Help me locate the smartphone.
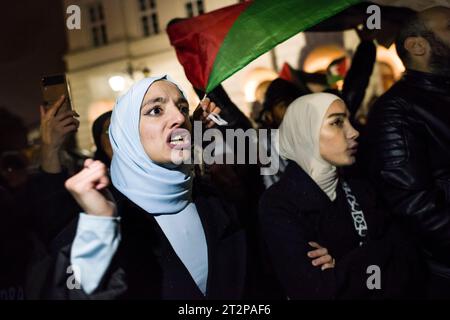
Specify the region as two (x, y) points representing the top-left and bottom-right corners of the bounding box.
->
(41, 74), (73, 115)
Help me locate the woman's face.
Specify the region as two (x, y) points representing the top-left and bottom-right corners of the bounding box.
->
(319, 99), (359, 166)
(139, 80), (191, 164)
(269, 101), (288, 128)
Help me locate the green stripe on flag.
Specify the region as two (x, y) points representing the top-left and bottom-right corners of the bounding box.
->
(206, 0), (361, 93)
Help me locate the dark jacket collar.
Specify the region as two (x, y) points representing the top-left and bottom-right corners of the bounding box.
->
(402, 69), (450, 95)
(281, 161), (370, 210)
(282, 160), (335, 208)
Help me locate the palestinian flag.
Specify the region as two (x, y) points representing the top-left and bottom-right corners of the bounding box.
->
(167, 0), (361, 93)
(278, 62), (327, 92)
(326, 56), (349, 86)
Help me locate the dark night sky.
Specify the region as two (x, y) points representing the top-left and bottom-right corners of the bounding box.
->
(0, 0), (67, 128)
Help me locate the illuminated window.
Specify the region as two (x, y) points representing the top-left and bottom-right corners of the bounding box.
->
(138, 0), (159, 37)
(89, 3), (108, 47)
(185, 0), (204, 18)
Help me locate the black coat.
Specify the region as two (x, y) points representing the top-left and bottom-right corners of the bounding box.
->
(259, 161), (425, 299)
(26, 182), (247, 300)
(0, 169), (79, 300)
(363, 70), (450, 275)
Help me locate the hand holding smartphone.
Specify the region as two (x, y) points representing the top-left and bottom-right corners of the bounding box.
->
(39, 74), (80, 174)
(41, 74), (73, 116)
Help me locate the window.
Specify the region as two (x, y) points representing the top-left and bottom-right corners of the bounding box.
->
(89, 3), (108, 47)
(138, 0), (159, 37)
(185, 0), (204, 18)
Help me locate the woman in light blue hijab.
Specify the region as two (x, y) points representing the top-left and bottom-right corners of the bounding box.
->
(34, 76), (248, 300)
(109, 75), (194, 214)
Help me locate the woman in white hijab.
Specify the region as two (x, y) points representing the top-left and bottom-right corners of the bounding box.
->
(259, 93), (425, 299)
(30, 76), (249, 300)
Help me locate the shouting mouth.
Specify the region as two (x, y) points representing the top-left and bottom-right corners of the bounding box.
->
(168, 128), (191, 150)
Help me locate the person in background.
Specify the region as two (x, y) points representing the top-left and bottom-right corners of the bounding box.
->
(258, 78), (306, 190)
(258, 78), (306, 130)
(24, 96), (82, 246)
(91, 111), (113, 167)
(0, 109), (33, 299)
(363, 6), (450, 298)
(259, 93), (425, 299)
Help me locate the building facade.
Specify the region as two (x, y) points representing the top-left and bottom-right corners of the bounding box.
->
(62, 0), (401, 151)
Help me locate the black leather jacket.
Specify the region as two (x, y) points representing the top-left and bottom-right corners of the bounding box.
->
(364, 70), (450, 276)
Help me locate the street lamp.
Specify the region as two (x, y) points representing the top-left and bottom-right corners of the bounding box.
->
(108, 63), (150, 92)
(108, 75), (126, 92)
